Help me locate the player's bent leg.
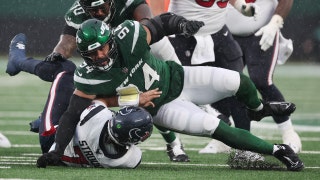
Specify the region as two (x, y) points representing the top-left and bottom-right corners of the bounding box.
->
(154, 99), (219, 136)
(212, 121), (304, 171)
(35, 60), (76, 82)
(6, 33), (41, 76)
(38, 71), (75, 153)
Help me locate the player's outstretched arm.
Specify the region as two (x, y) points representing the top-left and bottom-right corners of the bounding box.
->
(141, 12), (204, 45)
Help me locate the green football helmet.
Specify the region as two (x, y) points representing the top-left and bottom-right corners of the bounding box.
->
(76, 19), (118, 71)
(79, 0), (116, 23)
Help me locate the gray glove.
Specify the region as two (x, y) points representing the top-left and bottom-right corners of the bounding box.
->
(180, 20), (204, 37)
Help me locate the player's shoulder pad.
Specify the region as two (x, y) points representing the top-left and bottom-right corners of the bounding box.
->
(65, 1), (91, 29)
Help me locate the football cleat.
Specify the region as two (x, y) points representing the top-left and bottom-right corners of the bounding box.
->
(248, 101), (296, 121)
(0, 132), (11, 148)
(166, 144), (190, 162)
(273, 144), (304, 171)
(198, 139), (231, 154)
(29, 116), (41, 133)
(6, 33), (27, 76)
(282, 130), (302, 153)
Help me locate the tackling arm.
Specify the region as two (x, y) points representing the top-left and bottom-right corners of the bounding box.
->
(141, 12), (204, 45)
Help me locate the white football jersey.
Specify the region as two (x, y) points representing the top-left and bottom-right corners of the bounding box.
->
(58, 100), (142, 168)
(226, 0), (278, 36)
(168, 0), (228, 35)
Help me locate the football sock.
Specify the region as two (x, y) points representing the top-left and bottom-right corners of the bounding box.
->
(235, 73), (262, 110)
(212, 120), (273, 155)
(156, 126), (177, 144)
(277, 119), (294, 133)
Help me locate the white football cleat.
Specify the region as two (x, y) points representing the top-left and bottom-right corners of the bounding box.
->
(199, 139), (231, 154)
(0, 132), (11, 148)
(282, 130), (302, 153)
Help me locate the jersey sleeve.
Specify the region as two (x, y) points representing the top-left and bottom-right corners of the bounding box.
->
(64, 1), (91, 30)
(114, 20), (150, 61)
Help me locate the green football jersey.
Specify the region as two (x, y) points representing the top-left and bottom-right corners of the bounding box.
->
(65, 0), (146, 30)
(74, 20), (184, 115)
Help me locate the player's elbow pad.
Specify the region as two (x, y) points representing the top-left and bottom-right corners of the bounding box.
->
(141, 12), (186, 44)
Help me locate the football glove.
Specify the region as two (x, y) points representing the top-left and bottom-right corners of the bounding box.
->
(44, 52), (66, 62)
(37, 151), (62, 168)
(180, 20), (205, 37)
(255, 14), (284, 51)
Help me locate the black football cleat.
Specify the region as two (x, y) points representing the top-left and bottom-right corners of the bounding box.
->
(166, 144), (190, 162)
(273, 144), (304, 171)
(248, 101), (296, 121)
(6, 33), (27, 76)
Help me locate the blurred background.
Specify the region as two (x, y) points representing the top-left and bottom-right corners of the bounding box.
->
(0, 0), (319, 62)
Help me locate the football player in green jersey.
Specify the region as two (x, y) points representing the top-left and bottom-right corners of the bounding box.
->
(7, 0), (188, 162)
(37, 14), (303, 171)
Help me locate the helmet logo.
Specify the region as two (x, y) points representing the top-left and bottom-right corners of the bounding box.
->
(100, 21), (109, 35)
(129, 128), (150, 143)
(88, 42), (101, 51)
(91, 0), (105, 7)
(76, 35), (82, 44)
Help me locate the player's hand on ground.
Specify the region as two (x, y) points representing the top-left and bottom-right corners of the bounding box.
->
(36, 152), (62, 168)
(139, 88), (162, 108)
(44, 52), (66, 62)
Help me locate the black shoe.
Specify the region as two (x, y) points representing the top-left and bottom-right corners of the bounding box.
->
(273, 144), (304, 171)
(248, 101), (296, 121)
(166, 144), (190, 162)
(29, 116), (41, 133)
(6, 33), (27, 76)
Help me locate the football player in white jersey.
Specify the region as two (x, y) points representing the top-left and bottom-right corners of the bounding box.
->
(167, 0), (259, 153)
(42, 102), (153, 168)
(225, 0), (301, 153)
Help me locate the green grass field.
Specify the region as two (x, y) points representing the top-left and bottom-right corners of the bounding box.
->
(0, 59), (319, 179)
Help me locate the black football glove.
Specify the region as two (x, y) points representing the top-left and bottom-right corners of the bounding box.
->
(44, 52), (66, 62)
(179, 20), (204, 37)
(36, 152), (62, 168)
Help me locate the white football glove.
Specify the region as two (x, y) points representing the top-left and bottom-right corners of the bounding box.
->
(255, 14), (284, 51)
(233, 0), (258, 18)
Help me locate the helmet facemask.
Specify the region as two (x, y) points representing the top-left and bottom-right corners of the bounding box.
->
(80, 0), (116, 23)
(81, 37), (118, 71)
(77, 19), (118, 71)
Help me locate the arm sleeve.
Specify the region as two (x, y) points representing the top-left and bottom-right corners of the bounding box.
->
(62, 23), (77, 36)
(52, 94), (92, 156)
